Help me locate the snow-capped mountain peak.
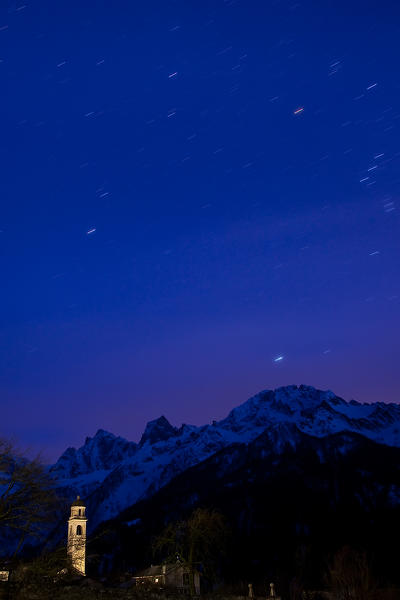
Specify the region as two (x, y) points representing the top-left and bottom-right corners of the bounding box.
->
(139, 416), (177, 447)
(51, 428), (137, 479)
(51, 385), (400, 530)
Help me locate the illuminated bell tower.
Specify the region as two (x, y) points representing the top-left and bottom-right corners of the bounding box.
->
(67, 496), (87, 575)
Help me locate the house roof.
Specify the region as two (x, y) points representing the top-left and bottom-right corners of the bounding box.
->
(133, 562), (200, 579)
(133, 563), (180, 578)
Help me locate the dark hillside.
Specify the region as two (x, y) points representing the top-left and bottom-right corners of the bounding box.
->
(90, 428), (400, 592)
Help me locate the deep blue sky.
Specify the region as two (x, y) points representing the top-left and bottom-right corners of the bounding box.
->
(1, 0), (399, 460)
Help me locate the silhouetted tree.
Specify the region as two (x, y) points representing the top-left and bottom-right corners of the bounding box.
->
(154, 507), (229, 594)
(327, 546), (375, 600)
(0, 437), (58, 557)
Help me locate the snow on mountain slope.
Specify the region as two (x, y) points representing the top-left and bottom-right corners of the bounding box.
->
(51, 385), (400, 529)
(53, 429), (137, 477)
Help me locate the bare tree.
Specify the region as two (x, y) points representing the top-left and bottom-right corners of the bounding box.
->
(0, 437), (58, 557)
(154, 508), (229, 595)
(327, 546), (375, 600)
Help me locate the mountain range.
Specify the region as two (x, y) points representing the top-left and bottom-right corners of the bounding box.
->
(50, 384), (400, 532)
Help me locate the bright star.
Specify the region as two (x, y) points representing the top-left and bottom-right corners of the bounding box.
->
(274, 356), (284, 362)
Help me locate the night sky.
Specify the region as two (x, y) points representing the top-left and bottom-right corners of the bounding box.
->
(1, 0), (400, 461)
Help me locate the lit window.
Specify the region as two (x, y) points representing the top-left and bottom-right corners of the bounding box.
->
(155, 578), (159, 583)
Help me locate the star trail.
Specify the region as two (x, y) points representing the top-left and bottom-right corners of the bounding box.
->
(1, 0), (399, 459)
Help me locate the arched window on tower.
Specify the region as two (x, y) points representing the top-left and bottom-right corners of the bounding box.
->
(76, 525), (82, 536)
(78, 509), (81, 516)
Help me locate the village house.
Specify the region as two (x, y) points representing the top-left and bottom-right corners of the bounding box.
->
(133, 562), (201, 595)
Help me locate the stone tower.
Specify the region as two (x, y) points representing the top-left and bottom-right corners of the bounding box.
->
(67, 496), (87, 575)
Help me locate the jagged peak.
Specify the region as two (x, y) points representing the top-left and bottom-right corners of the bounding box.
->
(84, 429), (115, 446)
(139, 415), (177, 447)
(95, 428), (115, 438)
(276, 384), (336, 403)
(220, 385), (339, 426)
